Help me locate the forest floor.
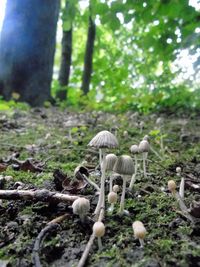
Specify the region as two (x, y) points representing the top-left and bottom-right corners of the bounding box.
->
(0, 107), (200, 267)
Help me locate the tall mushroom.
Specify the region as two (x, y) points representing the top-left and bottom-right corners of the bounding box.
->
(138, 140), (150, 178)
(113, 155), (134, 214)
(105, 153), (118, 193)
(129, 144), (139, 189)
(88, 130), (118, 216)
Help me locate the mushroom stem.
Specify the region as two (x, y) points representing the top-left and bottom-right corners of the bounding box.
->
(94, 149), (106, 216)
(109, 173), (114, 193)
(83, 174), (100, 191)
(142, 152), (148, 178)
(99, 149), (102, 166)
(160, 134), (164, 155)
(139, 238), (144, 248)
(179, 177), (185, 199)
(174, 192), (194, 223)
(108, 203), (114, 213)
(97, 237), (103, 251)
(129, 155), (138, 189)
(119, 175), (127, 213)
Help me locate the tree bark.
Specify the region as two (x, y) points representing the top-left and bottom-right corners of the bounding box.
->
(57, 28), (72, 101)
(0, 0), (60, 106)
(81, 15), (96, 95)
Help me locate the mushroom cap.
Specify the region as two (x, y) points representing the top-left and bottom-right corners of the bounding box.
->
(72, 197), (90, 216)
(143, 135), (150, 141)
(156, 117), (164, 125)
(113, 155), (134, 175)
(132, 221), (146, 239)
(138, 140), (150, 153)
(105, 153), (117, 171)
(93, 222), (105, 237)
(176, 167), (181, 173)
(108, 191), (118, 204)
(88, 130), (118, 149)
(130, 145), (139, 154)
(113, 184), (119, 193)
(168, 180), (176, 193)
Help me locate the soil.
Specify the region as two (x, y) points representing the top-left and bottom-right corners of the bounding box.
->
(0, 107), (200, 267)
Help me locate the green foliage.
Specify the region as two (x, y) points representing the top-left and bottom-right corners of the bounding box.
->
(53, 0), (200, 113)
(0, 98), (30, 111)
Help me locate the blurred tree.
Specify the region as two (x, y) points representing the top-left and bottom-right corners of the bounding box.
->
(81, 1), (96, 95)
(0, 0), (60, 106)
(57, 0), (77, 101)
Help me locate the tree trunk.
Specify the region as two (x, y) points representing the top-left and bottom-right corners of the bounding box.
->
(81, 15), (96, 95)
(57, 27), (72, 101)
(0, 0), (60, 106)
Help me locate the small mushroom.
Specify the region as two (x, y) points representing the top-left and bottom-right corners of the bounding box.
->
(113, 184), (119, 193)
(129, 144), (139, 189)
(132, 221), (146, 247)
(167, 180), (194, 223)
(139, 121), (145, 133)
(72, 197), (90, 222)
(88, 130), (118, 216)
(138, 140), (150, 178)
(107, 191), (118, 212)
(93, 221), (105, 250)
(155, 117), (164, 155)
(105, 153), (118, 193)
(113, 155), (134, 214)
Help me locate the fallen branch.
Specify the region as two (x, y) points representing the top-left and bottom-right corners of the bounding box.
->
(32, 223), (60, 267)
(0, 189), (79, 204)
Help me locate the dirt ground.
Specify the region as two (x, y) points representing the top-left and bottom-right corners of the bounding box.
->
(0, 107), (200, 267)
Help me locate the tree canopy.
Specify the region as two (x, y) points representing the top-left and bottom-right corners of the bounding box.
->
(53, 0), (200, 112)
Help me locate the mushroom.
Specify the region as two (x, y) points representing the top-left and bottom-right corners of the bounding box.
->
(113, 155), (134, 213)
(107, 191), (118, 213)
(105, 153), (118, 193)
(176, 167), (184, 199)
(167, 180), (194, 223)
(139, 121), (145, 134)
(129, 144), (139, 189)
(113, 184), (119, 193)
(138, 140), (150, 178)
(72, 197), (90, 222)
(155, 117), (164, 155)
(88, 130), (118, 216)
(93, 221), (105, 250)
(132, 221), (146, 247)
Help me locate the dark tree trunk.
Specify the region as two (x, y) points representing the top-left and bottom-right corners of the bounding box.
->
(0, 0), (60, 106)
(81, 15), (96, 95)
(57, 27), (72, 101)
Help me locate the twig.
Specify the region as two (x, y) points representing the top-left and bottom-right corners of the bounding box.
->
(0, 189), (79, 203)
(32, 223), (60, 267)
(47, 213), (70, 225)
(77, 234), (95, 267)
(77, 207), (105, 267)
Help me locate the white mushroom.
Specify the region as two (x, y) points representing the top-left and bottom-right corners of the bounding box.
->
(93, 221), (105, 250)
(138, 140), (150, 178)
(72, 197), (90, 222)
(113, 155), (134, 214)
(129, 144), (139, 189)
(132, 221), (146, 247)
(88, 130), (118, 216)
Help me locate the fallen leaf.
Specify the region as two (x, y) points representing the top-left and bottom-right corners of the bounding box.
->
(185, 179), (200, 192)
(12, 158), (43, 172)
(53, 169), (67, 191)
(0, 163), (7, 172)
(189, 201), (200, 218)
